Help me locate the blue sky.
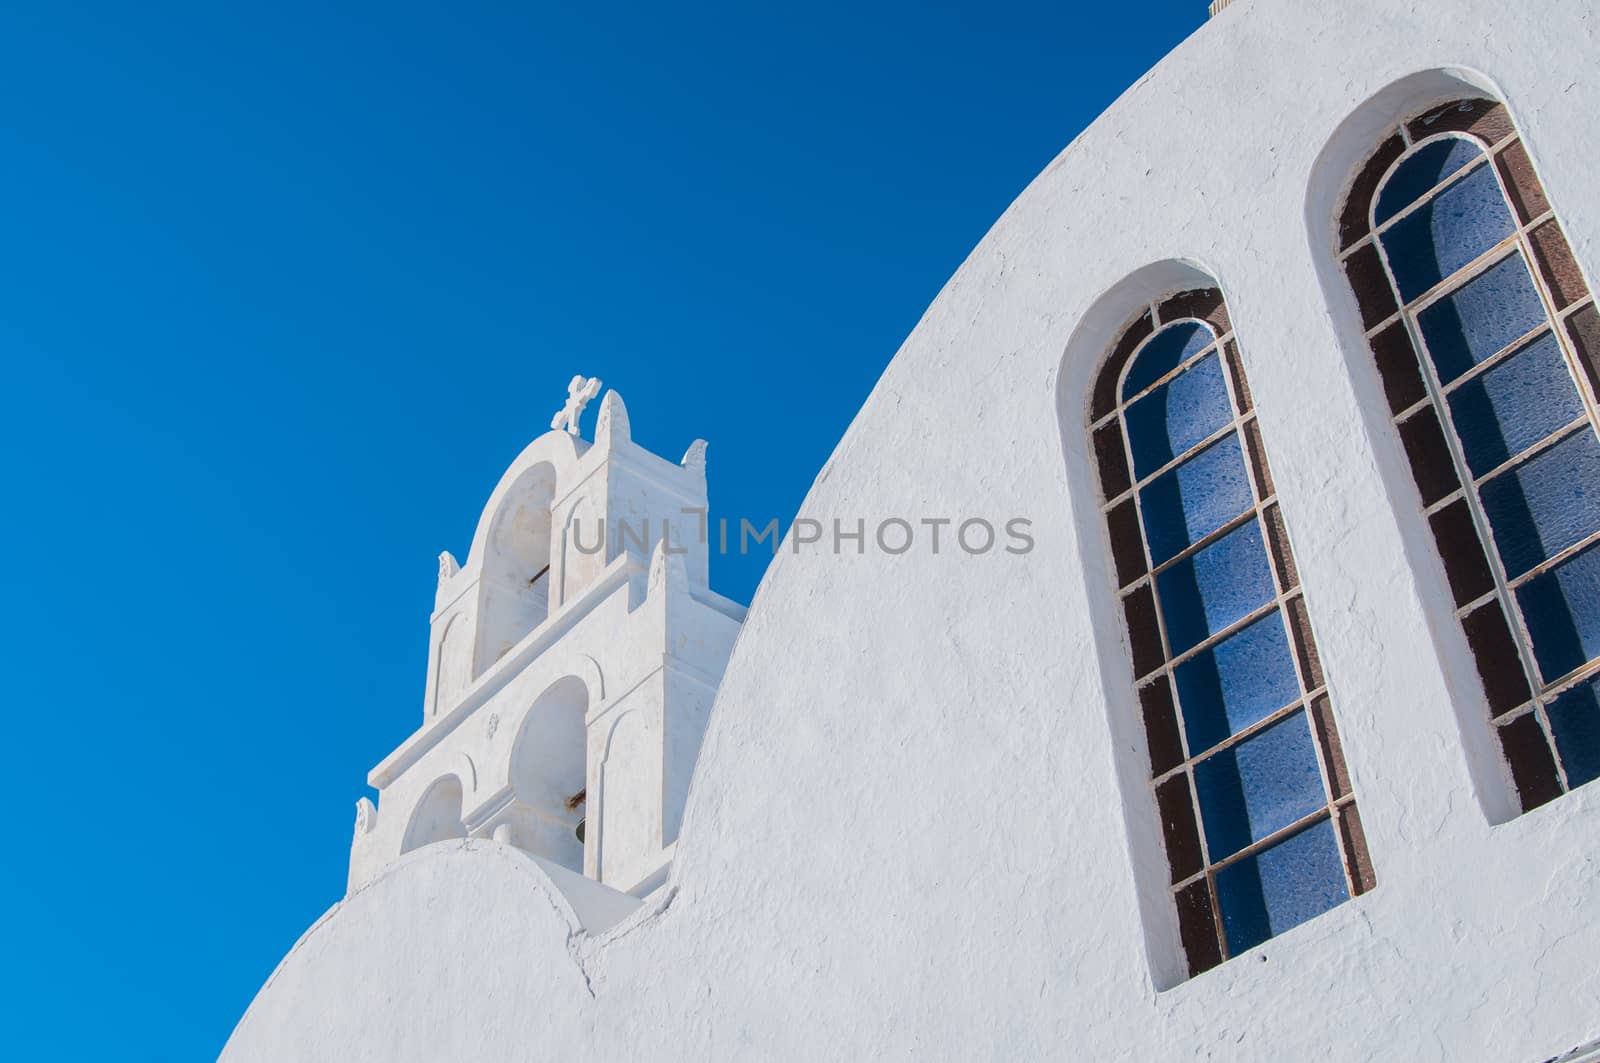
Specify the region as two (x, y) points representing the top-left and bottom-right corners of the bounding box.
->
(0, 2), (1202, 1056)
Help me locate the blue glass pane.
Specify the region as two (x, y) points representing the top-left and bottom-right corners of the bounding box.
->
(1215, 817), (1349, 955)
(1479, 429), (1600, 578)
(1518, 541), (1600, 685)
(1417, 253), (1546, 383)
(1548, 678), (1600, 789)
(1382, 165), (1516, 302)
(1124, 352), (1232, 480)
(1374, 138), (1487, 225)
(1157, 520), (1275, 656)
(1139, 434), (1253, 567)
(1449, 331), (1583, 477)
(1123, 321), (1216, 399)
(1193, 709), (1326, 860)
(1176, 611), (1301, 754)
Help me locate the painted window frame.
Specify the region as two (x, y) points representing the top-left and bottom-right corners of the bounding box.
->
(1090, 288), (1376, 977)
(1338, 97), (1600, 810)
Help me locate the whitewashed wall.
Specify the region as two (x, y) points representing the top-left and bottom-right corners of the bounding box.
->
(223, 0), (1600, 1058)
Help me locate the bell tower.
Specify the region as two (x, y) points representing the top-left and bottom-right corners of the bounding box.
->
(349, 381), (746, 901)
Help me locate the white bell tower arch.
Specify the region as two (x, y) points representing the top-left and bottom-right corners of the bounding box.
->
(349, 382), (746, 901)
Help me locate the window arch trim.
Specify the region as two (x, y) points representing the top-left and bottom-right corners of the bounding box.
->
(1117, 317), (1220, 405)
(1369, 131), (1489, 230)
(1338, 95), (1600, 809)
(1090, 287), (1375, 978)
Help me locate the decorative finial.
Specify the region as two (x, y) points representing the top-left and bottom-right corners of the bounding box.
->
(551, 375), (603, 436)
(354, 797), (377, 836)
(680, 439), (708, 477)
(594, 390), (631, 451)
(437, 550), (460, 580)
(647, 536), (686, 595)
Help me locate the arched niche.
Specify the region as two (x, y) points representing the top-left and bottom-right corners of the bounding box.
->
(1053, 259), (1224, 992)
(1302, 67), (1531, 826)
(432, 614), (472, 716)
(599, 709), (657, 891)
(400, 775), (467, 854)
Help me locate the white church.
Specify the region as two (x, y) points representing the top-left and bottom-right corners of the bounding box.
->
(223, 1), (1600, 1059)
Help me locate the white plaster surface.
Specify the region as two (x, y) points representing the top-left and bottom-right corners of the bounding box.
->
(224, 1), (1600, 1059)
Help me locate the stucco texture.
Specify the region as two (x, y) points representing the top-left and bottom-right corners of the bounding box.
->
(224, 0), (1600, 1058)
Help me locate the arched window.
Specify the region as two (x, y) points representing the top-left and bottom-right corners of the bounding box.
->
(1338, 98), (1600, 811)
(1091, 288), (1375, 976)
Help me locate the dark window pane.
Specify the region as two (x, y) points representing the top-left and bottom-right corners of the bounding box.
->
(1157, 521), (1276, 656)
(1242, 419), (1275, 500)
(1406, 99), (1513, 147)
(1337, 803), (1376, 895)
(1123, 583), (1166, 679)
(1374, 138), (1487, 225)
(1397, 406), (1461, 507)
(1428, 498), (1495, 606)
(1107, 497), (1147, 588)
(1124, 352), (1233, 480)
(1479, 428), (1600, 579)
(1496, 139), (1549, 225)
(1309, 694), (1351, 799)
(1093, 309), (1154, 423)
(1094, 421), (1132, 499)
(1160, 288), (1231, 337)
(1140, 677), (1185, 775)
(1448, 331), (1581, 478)
(1462, 601), (1533, 716)
(1214, 816), (1349, 955)
(1416, 252), (1546, 383)
(1175, 880), (1223, 975)
(1548, 678), (1600, 789)
(1285, 596), (1326, 690)
(1123, 321), (1217, 400)
(1224, 341), (1251, 414)
(1529, 220), (1589, 311)
(1567, 303), (1600, 398)
(1344, 242), (1399, 330)
(1140, 434), (1252, 567)
(1175, 611), (1301, 754)
(1497, 712), (1563, 811)
(1155, 774), (1205, 883)
(1371, 321), (1427, 414)
(1193, 710), (1326, 860)
(1517, 540), (1600, 685)
(1340, 133), (1405, 249)
(1262, 503), (1299, 592)
(1383, 165), (1517, 303)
